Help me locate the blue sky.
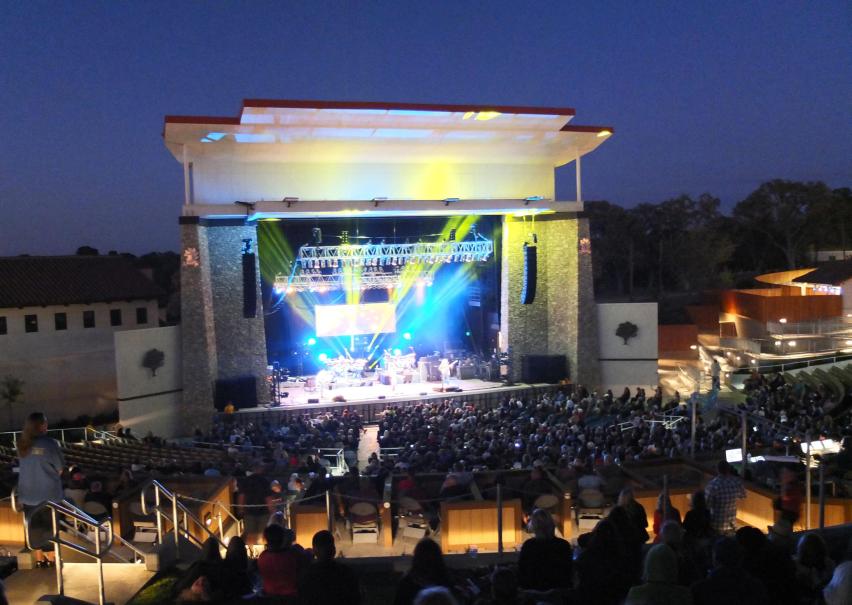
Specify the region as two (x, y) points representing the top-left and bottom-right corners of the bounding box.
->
(1, 1), (849, 255)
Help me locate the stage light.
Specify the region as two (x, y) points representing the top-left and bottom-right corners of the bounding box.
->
(779, 318), (787, 324)
(774, 340), (782, 347)
(393, 348), (402, 356)
(597, 129), (612, 138)
(403, 332), (412, 341)
(318, 353), (328, 362)
(465, 331), (471, 336)
(307, 338), (316, 346)
(788, 340), (796, 347)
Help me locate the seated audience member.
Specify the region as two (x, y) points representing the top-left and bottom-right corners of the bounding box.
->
(298, 530), (361, 605)
(173, 538), (223, 601)
(520, 466), (553, 514)
(83, 480), (112, 516)
(794, 532), (836, 601)
(518, 508), (573, 592)
(257, 523), (305, 599)
(474, 567), (517, 605)
(394, 539), (454, 605)
(413, 587), (458, 605)
(659, 520), (703, 587)
(823, 561), (852, 605)
(652, 492), (682, 542)
(774, 466), (803, 524)
(221, 536), (253, 600)
(64, 472), (88, 507)
(576, 519), (631, 605)
(735, 526), (797, 605)
(607, 505), (647, 584)
(625, 543), (693, 605)
(618, 487), (650, 543)
(690, 537), (768, 605)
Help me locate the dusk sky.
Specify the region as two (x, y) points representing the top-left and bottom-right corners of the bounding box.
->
(1, 2), (849, 256)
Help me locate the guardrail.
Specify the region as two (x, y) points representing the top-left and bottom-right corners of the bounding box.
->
(11, 490), (116, 605)
(140, 479), (226, 558)
(0, 426), (118, 448)
(317, 447), (348, 476)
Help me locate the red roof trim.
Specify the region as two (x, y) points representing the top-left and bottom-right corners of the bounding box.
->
(164, 98), (579, 127)
(243, 98), (577, 116)
(560, 124), (614, 134)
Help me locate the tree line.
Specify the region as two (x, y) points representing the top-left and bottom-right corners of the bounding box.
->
(586, 180), (851, 298)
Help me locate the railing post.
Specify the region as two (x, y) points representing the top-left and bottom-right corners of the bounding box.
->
(52, 508), (64, 597)
(691, 395), (697, 460)
(496, 480), (503, 557)
(805, 438), (812, 530)
(218, 511), (224, 541)
(741, 413), (748, 475)
(818, 460), (826, 531)
(154, 488), (163, 544)
(325, 489), (333, 532)
(172, 494), (180, 559)
(95, 519), (105, 605)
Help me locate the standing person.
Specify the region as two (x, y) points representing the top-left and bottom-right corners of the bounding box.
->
(704, 461), (745, 535)
(394, 539), (454, 605)
(618, 487), (650, 543)
(711, 359), (721, 390)
(774, 467), (803, 524)
(652, 492), (682, 542)
(16, 412), (64, 568)
(518, 508), (573, 593)
(298, 530), (361, 605)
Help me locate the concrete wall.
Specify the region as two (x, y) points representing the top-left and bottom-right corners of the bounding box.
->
(0, 300), (158, 430)
(192, 159), (554, 204)
(500, 213), (599, 387)
(116, 326), (182, 439)
(597, 302), (659, 393)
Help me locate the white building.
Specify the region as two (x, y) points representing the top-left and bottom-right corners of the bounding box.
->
(0, 256), (161, 429)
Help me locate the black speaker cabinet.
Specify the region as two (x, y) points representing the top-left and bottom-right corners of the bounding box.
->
(242, 253), (257, 318)
(214, 375), (258, 410)
(520, 244), (537, 305)
(521, 355), (567, 384)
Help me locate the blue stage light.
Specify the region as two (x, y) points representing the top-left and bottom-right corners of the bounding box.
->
(465, 331), (471, 337)
(393, 348), (402, 356)
(307, 337), (317, 346)
(318, 353), (328, 362)
(403, 332), (412, 341)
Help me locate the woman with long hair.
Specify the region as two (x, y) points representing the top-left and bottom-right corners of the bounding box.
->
(222, 536), (253, 599)
(16, 412), (64, 568)
(394, 538), (454, 605)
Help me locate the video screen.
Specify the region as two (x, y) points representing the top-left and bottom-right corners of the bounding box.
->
(315, 302), (397, 337)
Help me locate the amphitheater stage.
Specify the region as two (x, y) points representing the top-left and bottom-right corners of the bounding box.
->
(234, 378), (559, 422)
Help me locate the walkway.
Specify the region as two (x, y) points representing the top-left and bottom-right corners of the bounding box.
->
(358, 424), (380, 468)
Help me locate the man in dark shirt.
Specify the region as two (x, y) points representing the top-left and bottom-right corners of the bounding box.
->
(298, 530), (361, 605)
(691, 536), (769, 605)
(518, 508), (573, 592)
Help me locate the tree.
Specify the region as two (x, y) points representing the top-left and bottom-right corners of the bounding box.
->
(616, 321), (639, 345)
(0, 376), (24, 430)
(142, 349), (165, 377)
(733, 180), (833, 269)
(75, 245), (99, 256)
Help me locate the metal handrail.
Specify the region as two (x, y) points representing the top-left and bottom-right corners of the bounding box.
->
(140, 479), (226, 558)
(210, 499), (244, 541)
(12, 490), (114, 605)
(84, 426), (121, 442)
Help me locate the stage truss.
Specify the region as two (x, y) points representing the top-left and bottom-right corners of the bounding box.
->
(275, 237), (493, 293)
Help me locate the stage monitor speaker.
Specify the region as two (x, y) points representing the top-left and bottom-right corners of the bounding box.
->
(242, 253), (257, 318)
(214, 375), (257, 410)
(458, 365), (476, 380)
(521, 355), (567, 384)
(520, 244), (537, 305)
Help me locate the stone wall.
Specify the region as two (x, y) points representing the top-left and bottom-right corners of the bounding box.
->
(178, 218), (269, 435)
(500, 213), (600, 388)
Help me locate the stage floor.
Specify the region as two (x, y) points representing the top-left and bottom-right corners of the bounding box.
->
(239, 377), (542, 413)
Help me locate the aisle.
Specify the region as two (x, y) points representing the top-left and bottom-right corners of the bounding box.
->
(357, 424), (379, 468)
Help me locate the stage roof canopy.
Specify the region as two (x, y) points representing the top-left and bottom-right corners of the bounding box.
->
(164, 99), (613, 167)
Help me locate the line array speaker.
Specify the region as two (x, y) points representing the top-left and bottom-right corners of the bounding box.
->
(520, 243), (537, 305)
(242, 253), (257, 318)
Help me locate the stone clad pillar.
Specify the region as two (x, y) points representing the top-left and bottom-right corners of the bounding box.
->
(500, 213), (600, 389)
(179, 217), (269, 435)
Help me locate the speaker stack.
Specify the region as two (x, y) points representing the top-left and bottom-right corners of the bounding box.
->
(520, 243), (537, 305)
(242, 253), (257, 318)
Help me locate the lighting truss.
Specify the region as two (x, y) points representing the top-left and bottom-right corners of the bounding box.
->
(295, 239), (493, 269)
(274, 269), (434, 293)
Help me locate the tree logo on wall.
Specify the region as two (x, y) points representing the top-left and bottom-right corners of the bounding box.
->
(616, 321), (639, 345)
(182, 247), (200, 268)
(142, 349), (165, 377)
(579, 237), (592, 255)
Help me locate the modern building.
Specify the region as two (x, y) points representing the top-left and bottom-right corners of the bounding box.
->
(0, 255), (162, 428)
(161, 99), (617, 432)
